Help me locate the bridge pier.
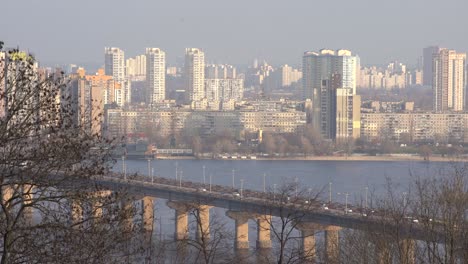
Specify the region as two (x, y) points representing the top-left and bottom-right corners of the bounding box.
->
(375, 242), (392, 264)
(70, 199), (83, 227)
(167, 201), (190, 240)
(296, 223), (322, 262)
(21, 184), (35, 225)
(226, 211), (250, 249)
(255, 215), (272, 249)
(141, 196), (155, 232)
(196, 205), (212, 241)
(1, 185), (15, 206)
(2, 184), (35, 224)
(120, 199), (134, 232)
(91, 190), (112, 220)
(325, 226), (341, 264)
(399, 239), (416, 264)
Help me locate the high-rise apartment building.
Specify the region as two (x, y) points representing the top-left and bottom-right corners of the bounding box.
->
(302, 49), (360, 140)
(146, 48), (166, 105)
(84, 68), (121, 106)
(185, 48), (205, 102)
(423, 46), (440, 87)
(0, 50), (39, 120)
(204, 79), (244, 102)
(126, 58), (136, 77)
(104, 47), (125, 82)
(280, 65), (302, 87)
(126, 55), (146, 79)
(135, 55), (146, 77)
(104, 47), (130, 105)
(205, 64), (237, 79)
(68, 68), (105, 135)
(433, 49), (467, 112)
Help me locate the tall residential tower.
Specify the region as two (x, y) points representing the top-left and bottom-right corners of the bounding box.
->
(185, 48), (205, 103)
(433, 49), (466, 112)
(423, 46), (440, 87)
(302, 49), (360, 141)
(146, 48), (166, 105)
(104, 47), (130, 105)
(104, 47), (125, 82)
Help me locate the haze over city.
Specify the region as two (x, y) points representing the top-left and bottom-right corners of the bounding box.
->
(2, 0), (468, 67)
(2, 0), (468, 263)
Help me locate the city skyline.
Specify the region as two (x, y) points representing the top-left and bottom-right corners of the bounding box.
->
(2, 2), (468, 263)
(2, 0), (468, 68)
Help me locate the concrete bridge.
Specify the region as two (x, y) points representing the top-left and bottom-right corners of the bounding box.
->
(3, 172), (444, 263)
(91, 173), (437, 264)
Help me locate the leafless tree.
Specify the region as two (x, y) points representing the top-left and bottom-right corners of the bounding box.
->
(339, 165), (468, 264)
(256, 181), (323, 264)
(0, 47), (139, 263)
(162, 200), (236, 264)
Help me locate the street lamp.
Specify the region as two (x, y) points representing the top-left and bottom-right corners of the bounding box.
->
(232, 169), (235, 189)
(151, 168), (154, 184)
(179, 170), (183, 187)
(329, 182), (332, 204)
(403, 192), (408, 208)
(263, 173), (266, 193)
(203, 165), (206, 185)
(308, 188), (312, 203)
(273, 183), (277, 202)
(364, 186), (369, 209)
(295, 177), (298, 198)
(175, 161), (178, 182)
(240, 179), (244, 199)
(337, 192), (350, 214)
(122, 156), (126, 180)
(209, 173), (212, 192)
(147, 158), (152, 177)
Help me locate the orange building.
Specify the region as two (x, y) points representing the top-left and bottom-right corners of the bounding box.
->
(68, 68), (122, 136)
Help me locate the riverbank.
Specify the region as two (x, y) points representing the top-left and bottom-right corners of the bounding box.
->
(154, 155), (468, 162)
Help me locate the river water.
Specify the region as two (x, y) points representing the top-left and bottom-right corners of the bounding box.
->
(114, 159), (453, 197)
(112, 159), (459, 245)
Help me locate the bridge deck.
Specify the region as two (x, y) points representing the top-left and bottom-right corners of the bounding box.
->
(91, 173), (443, 242)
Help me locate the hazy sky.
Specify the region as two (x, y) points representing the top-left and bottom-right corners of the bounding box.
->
(1, 0), (467, 68)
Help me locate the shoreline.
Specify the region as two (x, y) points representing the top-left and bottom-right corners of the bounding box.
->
(152, 155), (468, 163)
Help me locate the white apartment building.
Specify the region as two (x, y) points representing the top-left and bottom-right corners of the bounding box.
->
(204, 79), (244, 102)
(126, 55), (146, 79)
(104, 47), (130, 105)
(205, 64), (237, 79)
(280, 64), (302, 87)
(433, 49), (467, 112)
(146, 48), (166, 105)
(361, 112), (468, 143)
(104, 47), (125, 82)
(302, 49), (360, 140)
(106, 109), (307, 139)
(185, 48), (205, 103)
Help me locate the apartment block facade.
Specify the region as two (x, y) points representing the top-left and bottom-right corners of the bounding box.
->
(361, 113), (468, 143)
(105, 109), (306, 140)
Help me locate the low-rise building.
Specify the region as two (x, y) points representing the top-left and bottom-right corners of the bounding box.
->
(105, 108), (307, 140)
(361, 112), (468, 143)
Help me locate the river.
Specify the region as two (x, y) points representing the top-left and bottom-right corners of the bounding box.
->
(112, 159), (460, 245)
(114, 159), (454, 197)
